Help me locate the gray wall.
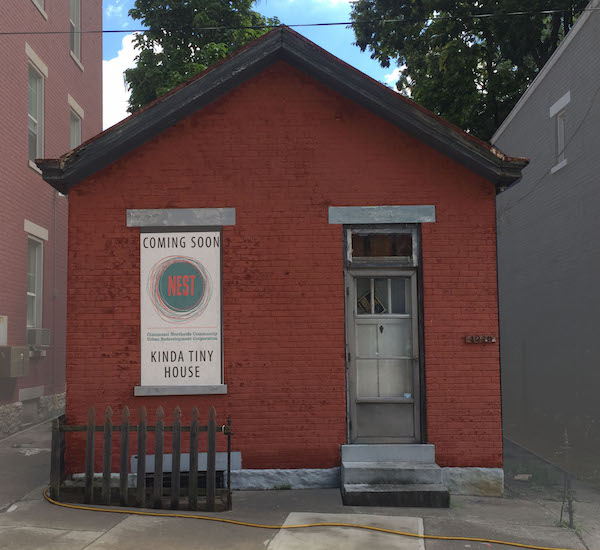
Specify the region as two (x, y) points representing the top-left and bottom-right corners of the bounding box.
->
(492, 7), (600, 481)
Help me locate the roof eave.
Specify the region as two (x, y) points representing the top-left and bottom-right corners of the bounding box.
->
(38, 27), (527, 193)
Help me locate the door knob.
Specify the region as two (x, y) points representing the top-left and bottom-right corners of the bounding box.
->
(379, 325), (384, 333)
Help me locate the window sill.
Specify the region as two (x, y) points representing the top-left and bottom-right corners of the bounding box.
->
(70, 51), (84, 72)
(134, 385), (227, 396)
(31, 0), (48, 20)
(550, 159), (568, 174)
(28, 160), (42, 175)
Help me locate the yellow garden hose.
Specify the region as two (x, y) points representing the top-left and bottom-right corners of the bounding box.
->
(43, 488), (580, 550)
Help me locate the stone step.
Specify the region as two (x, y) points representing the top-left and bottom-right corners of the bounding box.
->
(342, 461), (443, 485)
(341, 444), (435, 464)
(342, 483), (450, 508)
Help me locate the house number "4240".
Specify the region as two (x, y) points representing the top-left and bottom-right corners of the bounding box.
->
(465, 335), (496, 344)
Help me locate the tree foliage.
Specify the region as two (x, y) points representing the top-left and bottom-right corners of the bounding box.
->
(351, 1), (587, 140)
(125, 0), (279, 112)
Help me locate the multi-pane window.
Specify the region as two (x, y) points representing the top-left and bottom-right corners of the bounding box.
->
(27, 238), (43, 328)
(356, 277), (410, 316)
(70, 109), (82, 149)
(28, 65), (44, 162)
(70, 0), (81, 60)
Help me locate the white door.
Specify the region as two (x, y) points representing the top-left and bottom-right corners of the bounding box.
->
(347, 271), (420, 443)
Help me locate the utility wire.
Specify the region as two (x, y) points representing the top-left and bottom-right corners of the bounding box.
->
(0, 7), (599, 36)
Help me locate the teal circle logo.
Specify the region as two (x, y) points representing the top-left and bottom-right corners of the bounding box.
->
(147, 256), (212, 322)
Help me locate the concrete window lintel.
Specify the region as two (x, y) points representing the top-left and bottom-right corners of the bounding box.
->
(127, 208), (235, 228)
(329, 205), (436, 224)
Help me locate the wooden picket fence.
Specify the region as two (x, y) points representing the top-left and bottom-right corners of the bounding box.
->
(50, 405), (232, 512)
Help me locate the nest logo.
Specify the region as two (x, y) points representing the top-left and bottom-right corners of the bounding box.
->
(147, 256), (212, 323)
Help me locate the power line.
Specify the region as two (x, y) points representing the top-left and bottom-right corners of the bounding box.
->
(0, 7), (599, 36)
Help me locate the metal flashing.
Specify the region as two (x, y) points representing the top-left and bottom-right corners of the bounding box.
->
(329, 206), (436, 224)
(127, 208), (235, 228)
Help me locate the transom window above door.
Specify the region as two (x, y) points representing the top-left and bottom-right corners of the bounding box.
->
(347, 227), (418, 267)
(356, 277), (411, 316)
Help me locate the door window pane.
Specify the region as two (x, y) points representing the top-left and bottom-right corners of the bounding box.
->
(378, 359), (413, 398)
(357, 360), (378, 398)
(356, 278), (370, 315)
(378, 318), (412, 357)
(390, 278), (407, 314)
(374, 278), (388, 314)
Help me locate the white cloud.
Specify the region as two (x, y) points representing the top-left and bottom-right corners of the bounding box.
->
(102, 33), (138, 129)
(105, 2), (124, 18)
(383, 65), (412, 97)
(384, 67), (403, 88)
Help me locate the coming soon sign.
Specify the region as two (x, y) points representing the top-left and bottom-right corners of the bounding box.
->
(139, 231), (221, 387)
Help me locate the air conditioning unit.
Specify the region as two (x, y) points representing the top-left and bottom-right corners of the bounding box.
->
(27, 328), (51, 349)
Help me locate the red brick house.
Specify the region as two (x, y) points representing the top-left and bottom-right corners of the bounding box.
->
(37, 28), (526, 505)
(0, 0), (102, 438)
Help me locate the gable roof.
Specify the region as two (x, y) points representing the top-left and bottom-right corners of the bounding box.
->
(493, 0), (600, 142)
(37, 27), (527, 193)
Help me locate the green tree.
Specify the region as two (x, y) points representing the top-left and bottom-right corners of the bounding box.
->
(350, 1), (587, 140)
(125, 0), (279, 112)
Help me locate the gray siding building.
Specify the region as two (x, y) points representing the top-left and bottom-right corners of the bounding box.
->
(492, 0), (600, 482)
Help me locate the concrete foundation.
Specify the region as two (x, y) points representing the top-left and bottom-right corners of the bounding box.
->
(231, 468), (341, 490)
(442, 467), (504, 497)
(230, 466), (503, 496)
(0, 392), (65, 440)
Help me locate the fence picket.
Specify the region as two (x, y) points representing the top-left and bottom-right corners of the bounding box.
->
(188, 408), (199, 510)
(171, 407), (182, 510)
(84, 406), (95, 504)
(136, 407), (147, 508)
(50, 417), (61, 499)
(206, 406), (217, 512)
(54, 404), (231, 512)
(153, 407), (165, 508)
(102, 407), (113, 505)
(119, 406), (130, 506)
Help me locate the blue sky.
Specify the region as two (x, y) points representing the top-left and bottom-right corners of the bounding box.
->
(102, 0), (402, 129)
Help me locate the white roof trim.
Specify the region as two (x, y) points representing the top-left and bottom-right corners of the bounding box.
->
(492, 0), (599, 143)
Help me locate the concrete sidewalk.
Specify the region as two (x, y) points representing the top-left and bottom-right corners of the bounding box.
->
(0, 421), (597, 550)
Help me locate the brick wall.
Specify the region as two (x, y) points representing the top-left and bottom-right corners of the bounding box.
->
(0, 1), (102, 409)
(65, 61), (501, 471)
